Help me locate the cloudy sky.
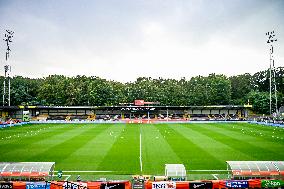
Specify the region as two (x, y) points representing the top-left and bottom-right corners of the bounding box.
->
(0, 0), (283, 82)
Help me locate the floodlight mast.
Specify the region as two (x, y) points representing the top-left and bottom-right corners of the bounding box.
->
(266, 31), (277, 115)
(3, 30), (14, 106)
(269, 45), (272, 115)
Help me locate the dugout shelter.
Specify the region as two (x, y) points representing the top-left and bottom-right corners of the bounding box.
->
(226, 161), (284, 180)
(0, 162), (55, 181)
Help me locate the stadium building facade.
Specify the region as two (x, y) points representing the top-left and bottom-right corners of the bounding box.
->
(0, 104), (252, 122)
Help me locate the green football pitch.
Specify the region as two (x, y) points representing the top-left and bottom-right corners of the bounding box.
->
(0, 123), (283, 179)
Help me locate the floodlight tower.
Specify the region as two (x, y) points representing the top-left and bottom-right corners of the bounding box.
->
(3, 30), (14, 106)
(265, 31), (277, 115)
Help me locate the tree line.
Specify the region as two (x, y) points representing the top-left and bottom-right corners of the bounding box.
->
(0, 67), (283, 115)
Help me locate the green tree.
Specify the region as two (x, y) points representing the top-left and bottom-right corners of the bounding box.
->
(229, 73), (252, 104)
(38, 75), (69, 105)
(246, 91), (270, 114)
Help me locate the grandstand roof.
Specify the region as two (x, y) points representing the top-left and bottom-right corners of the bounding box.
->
(0, 105), (252, 110)
(36, 105), (252, 110)
(0, 162), (55, 177)
(226, 161), (284, 177)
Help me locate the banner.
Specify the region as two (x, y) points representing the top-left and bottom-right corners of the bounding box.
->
(86, 182), (101, 189)
(100, 183), (125, 189)
(63, 182), (87, 189)
(135, 100), (145, 106)
(13, 182), (26, 189)
(50, 182), (64, 189)
(0, 183), (13, 189)
(225, 181), (248, 188)
(152, 182), (176, 189)
(189, 182), (212, 189)
(26, 182), (50, 189)
(132, 181), (144, 189)
(261, 180), (284, 188)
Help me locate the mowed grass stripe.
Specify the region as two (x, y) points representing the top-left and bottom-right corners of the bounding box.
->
(97, 124), (140, 174)
(25, 124), (111, 164)
(212, 123), (284, 139)
(0, 124), (53, 137)
(193, 123), (284, 159)
(212, 123), (284, 146)
(0, 124), (78, 160)
(184, 124), (258, 161)
(209, 123), (284, 154)
(61, 124), (126, 171)
(141, 124), (182, 175)
(0, 124), (66, 147)
(157, 124), (224, 170)
(212, 123), (284, 156)
(235, 123), (284, 134)
(170, 124), (252, 166)
(36, 124), (96, 146)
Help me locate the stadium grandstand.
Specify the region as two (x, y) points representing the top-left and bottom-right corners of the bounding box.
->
(0, 102), (251, 123)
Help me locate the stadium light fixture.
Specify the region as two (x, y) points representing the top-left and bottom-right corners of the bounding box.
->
(3, 30), (14, 106)
(265, 31), (278, 115)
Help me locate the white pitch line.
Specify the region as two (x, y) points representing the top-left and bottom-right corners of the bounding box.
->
(63, 175), (71, 181)
(140, 130), (143, 173)
(188, 170), (228, 172)
(212, 174), (219, 180)
(54, 170), (114, 173)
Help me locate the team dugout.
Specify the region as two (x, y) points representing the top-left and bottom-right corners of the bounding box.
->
(226, 161), (284, 180)
(0, 162), (55, 181)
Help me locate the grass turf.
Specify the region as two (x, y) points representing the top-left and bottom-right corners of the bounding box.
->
(0, 123), (283, 178)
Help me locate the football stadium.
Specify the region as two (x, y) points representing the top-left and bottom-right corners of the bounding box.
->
(1, 0), (284, 189)
(0, 103), (284, 189)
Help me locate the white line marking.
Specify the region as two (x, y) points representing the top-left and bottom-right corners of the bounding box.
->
(140, 129), (143, 173)
(212, 174), (219, 180)
(187, 170), (227, 172)
(63, 175), (71, 181)
(54, 171), (114, 173)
